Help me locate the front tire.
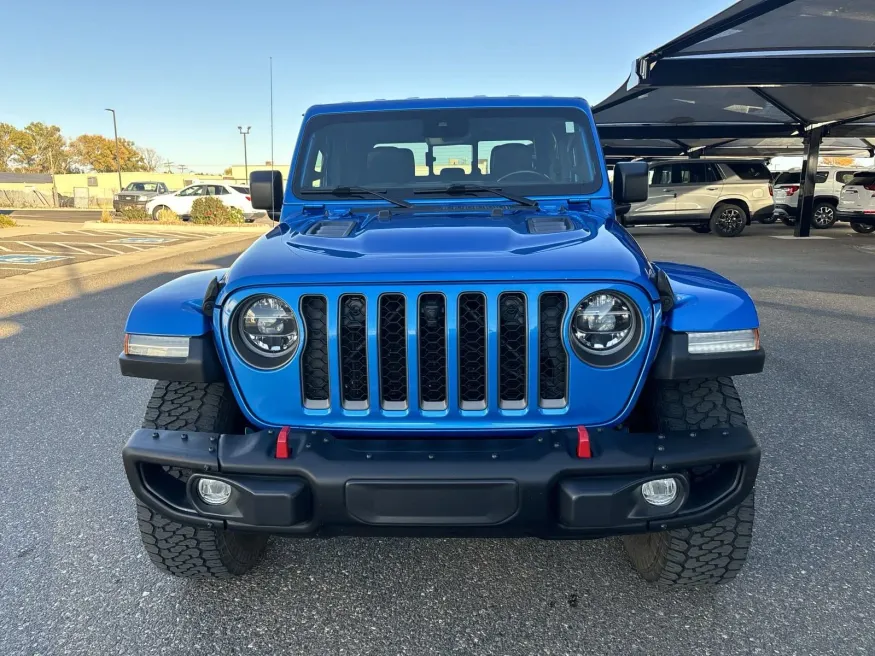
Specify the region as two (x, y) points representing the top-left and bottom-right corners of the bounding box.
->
(622, 377), (755, 586)
(812, 201), (837, 229)
(709, 203), (747, 237)
(151, 205), (170, 220)
(851, 222), (875, 234)
(135, 381), (269, 579)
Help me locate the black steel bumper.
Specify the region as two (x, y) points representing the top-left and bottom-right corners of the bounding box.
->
(837, 210), (875, 226)
(123, 426), (760, 539)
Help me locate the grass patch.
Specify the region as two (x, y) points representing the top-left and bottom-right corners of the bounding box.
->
(0, 215), (17, 228)
(100, 209), (114, 223)
(155, 208), (182, 224)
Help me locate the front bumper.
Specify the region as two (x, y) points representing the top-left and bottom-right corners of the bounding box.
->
(113, 199), (148, 211)
(837, 210), (875, 226)
(123, 426), (760, 538)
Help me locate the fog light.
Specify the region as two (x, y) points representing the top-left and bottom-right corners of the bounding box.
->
(641, 478), (678, 507)
(197, 478), (232, 505)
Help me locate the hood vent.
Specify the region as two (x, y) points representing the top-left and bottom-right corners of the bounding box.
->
(527, 217), (573, 234)
(308, 220), (356, 238)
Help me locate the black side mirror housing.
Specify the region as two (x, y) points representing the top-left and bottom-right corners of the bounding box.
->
(250, 170), (284, 220)
(612, 161), (649, 206)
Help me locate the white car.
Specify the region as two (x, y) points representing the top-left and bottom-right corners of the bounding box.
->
(145, 183), (257, 221)
(837, 171), (875, 234)
(772, 167), (862, 228)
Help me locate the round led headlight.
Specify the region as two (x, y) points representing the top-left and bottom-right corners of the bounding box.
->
(570, 292), (641, 366)
(233, 295), (299, 368)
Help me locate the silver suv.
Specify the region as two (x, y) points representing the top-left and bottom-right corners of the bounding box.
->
(772, 167), (863, 229)
(623, 159), (774, 237)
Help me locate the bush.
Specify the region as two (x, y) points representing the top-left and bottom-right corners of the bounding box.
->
(0, 214), (17, 228)
(190, 196), (244, 225)
(100, 208), (113, 223)
(155, 207), (182, 224)
(118, 206), (151, 222)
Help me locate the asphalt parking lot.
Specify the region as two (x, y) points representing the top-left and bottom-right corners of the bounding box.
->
(1, 223), (873, 655)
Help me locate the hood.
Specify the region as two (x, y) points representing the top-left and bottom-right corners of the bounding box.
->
(221, 205), (656, 297)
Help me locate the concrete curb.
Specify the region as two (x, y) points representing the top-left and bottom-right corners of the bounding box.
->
(0, 220), (88, 237)
(0, 232), (256, 300)
(82, 220), (271, 234)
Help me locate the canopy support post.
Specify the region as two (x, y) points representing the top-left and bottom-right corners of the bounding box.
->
(795, 127), (823, 238)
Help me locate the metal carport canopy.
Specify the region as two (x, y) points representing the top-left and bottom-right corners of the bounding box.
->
(593, 0), (875, 235)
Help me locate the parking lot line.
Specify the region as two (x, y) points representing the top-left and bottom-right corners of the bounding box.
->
(16, 242), (53, 252)
(72, 230), (104, 236)
(83, 243), (125, 254)
(0, 244), (11, 251)
(49, 242), (91, 254)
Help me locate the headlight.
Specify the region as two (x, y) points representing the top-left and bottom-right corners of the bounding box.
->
(137, 194), (148, 201)
(233, 295), (299, 368)
(570, 291), (641, 366)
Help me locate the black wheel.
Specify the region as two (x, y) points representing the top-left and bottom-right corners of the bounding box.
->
(758, 213), (777, 224)
(812, 201), (837, 229)
(780, 215), (796, 227)
(151, 205), (170, 220)
(709, 203), (747, 237)
(689, 225), (711, 234)
(135, 381), (269, 579)
(851, 222), (875, 234)
(623, 377), (755, 586)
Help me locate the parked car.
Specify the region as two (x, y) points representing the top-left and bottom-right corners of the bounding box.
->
(145, 182), (257, 221)
(772, 167), (862, 228)
(113, 181), (171, 211)
(622, 159), (774, 237)
(120, 97), (764, 586)
(837, 171), (875, 233)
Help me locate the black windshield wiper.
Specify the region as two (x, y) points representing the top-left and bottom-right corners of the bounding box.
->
(414, 183), (537, 207)
(303, 186), (412, 208)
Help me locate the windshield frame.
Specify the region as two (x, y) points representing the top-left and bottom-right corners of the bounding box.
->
(291, 107), (605, 203)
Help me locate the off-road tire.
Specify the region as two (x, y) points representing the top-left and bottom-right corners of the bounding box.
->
(812, 201), (837, 229)
(851, 222), (875, 234)
(689, 225), (711, 234)
(136, 381), (269, 579)
(151, 204), (170, 220)
(709, 203), (747, 237)
(623, 377), (755, 585)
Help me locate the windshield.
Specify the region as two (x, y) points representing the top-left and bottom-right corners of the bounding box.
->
(124, 182), (160, 192)
(293, 107), (603, 201)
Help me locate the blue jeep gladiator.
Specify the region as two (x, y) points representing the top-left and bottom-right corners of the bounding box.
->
(121, 97), (764, 585)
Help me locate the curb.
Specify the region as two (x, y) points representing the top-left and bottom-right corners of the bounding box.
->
(82, 220), (271, 234)
(0, 232), (256, 300)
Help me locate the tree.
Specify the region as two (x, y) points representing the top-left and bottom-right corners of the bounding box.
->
(69, 134), (146, 172)
(137, 146), (163, 172)
(820, 157), (855, 167)
(10, 122), (70, 173)
(223, 166), (233, 176)
(0, 123), (16, 172)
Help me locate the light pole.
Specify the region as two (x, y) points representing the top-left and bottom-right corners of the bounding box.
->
(105, 108), (123, 192)
(237, 126), (251, 181)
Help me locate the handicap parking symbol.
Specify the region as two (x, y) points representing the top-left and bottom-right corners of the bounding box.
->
(0, 254), (73, 265)
(109, 237), (177, 244)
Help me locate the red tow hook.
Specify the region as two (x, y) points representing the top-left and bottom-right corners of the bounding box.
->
(576, 426), (591, 459)
(275, 426), (291, 459)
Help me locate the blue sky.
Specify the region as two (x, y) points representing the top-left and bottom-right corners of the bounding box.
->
(4, 0), (736, 173)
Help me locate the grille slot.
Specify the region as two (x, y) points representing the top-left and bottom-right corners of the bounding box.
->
(300, 295), (329, 408)
(538, 293), (568, 408)
(339, 294), (368, 409)
(498, 292), (527, 409)
(457, 293), (487, 410)
(418, 294), (448, 410)
(378, 294), (408, 409)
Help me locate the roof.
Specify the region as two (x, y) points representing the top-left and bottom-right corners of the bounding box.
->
(594, 0), (875, 157)
(0, 172), (53, 184)
(304, 96), (593, 117)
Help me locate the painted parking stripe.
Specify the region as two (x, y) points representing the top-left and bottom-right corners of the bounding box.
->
(83, 243), (125, 254)
(0, 244), (11, 251)
(0, 254), (74, 264)
(72, 230), (104, 236)
(49, 242), (92, 254)
(16, 242), (53, 252)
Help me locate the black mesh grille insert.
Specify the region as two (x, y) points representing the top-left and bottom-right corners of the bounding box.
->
(339, 294), (368, 407)
(498, 292), (527, 407)
(378, 294), (408, 408)
(301, 295), (329, 406)
(418, 294), (447, 408)
(458, 293), (487, 407)
(538, 293), (568, 406)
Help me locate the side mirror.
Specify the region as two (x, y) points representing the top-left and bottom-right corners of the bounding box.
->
(612, 161), (649, 206)
(250, 170), (284, 220)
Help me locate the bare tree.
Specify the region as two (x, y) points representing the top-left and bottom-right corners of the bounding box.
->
(138, 146), (163, 172)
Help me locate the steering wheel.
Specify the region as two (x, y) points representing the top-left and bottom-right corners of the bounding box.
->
(496, 170), (553, 183)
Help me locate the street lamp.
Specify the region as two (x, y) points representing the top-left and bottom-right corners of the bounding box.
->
(237, 126), (251, 181)
(105, 108), (123, 192)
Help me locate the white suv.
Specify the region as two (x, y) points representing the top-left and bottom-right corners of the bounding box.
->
(772, 167), (862, 229)
(837, 171), (875, 234)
